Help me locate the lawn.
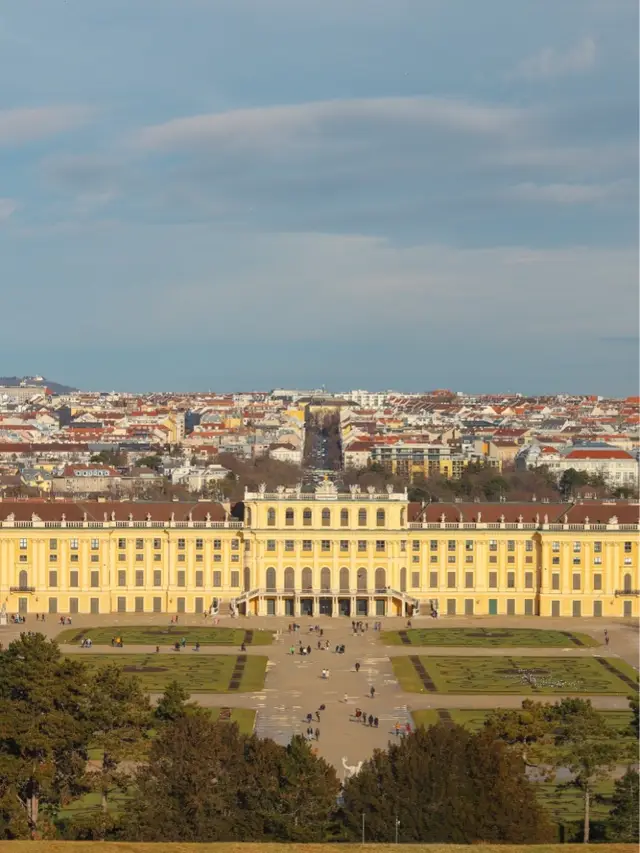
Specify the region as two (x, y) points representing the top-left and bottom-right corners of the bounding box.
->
(57, 625), (273, 646)
(68, 652), (267, 693)
(392, 655), (639, 694)
(412, 708), (634, 732)
(0, 844), (635, 852)
(382, 628), (599, 648)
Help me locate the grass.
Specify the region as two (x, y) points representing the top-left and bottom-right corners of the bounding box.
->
(57, 625), (273, 646)
(411, 708), (634, 732)
(392, 655), (639, 694)
(68, 652), (267, 693)
(382, 628), (599, 647)
(0, 844), (636, 852)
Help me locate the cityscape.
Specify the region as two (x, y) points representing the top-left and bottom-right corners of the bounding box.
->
(0, 0), (637, 849)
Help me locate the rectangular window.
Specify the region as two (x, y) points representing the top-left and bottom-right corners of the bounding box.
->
(413, 541), (420, 551)
(358, 509), (367, 526)
(49, 538), (57, 550)
(91, 570), (99, 588)
(429, 571), (438, 587)
(136, 553), (144, 562)
(49, 597), (58, 614)
(177, 538), (185, 549)
(152, 553), (160, 562)
(506, 599), (516, 616)
(118, 538), (126, 549)
(624, 557), (632, 566)
(91, 538), (99, 550)
(624, 541), (632, 553)
(430, 540), (438, 551)
(572, 600), (581, 617)
(195, 554), (203, 563)
(196, 538), (203, 550)
(49, 570), (58, 588)
(465, 540), (473, 551)
(524, 599), (534, 616)
(488, 571), (497, 589)
(70, 539), (78, 550)
(507, 540), (515, 552)
(464, 571), (473, 589)
(524, 572), (533, 589)
(447, 555), (455, 564)
(573, 557), (581, 565)
(135, 597), (144, 613)
(195, 571), (204, 587)
(376, 540), (385, 552)
(411, 572), (420, 588)
(136, 538), (143, 549)
(340, 509), (349, 527)
(573, 541), (581, 552)
(593, 556), (602, 566)
(49, 553), (58, 562)
(525, 556), (532, 564)
(552, 541), (560, 552)
(212, 571), (222, 587)
(321, 540), (331, 552)
(230, 571), (240, 587)
(90, 554), (99, 563)
(266, 540), (276, 552)
(153, 596), (162, 612)
(507, 571), (515, 589)
(525, 540), (533, 552)
(231, 540), (239, 550)
(19, 538), (27, 549)
(19, 555), (27, 562)
(135, 570), (144, 587)
(552, 572), (560, 590)
(302, 540), (312, 552)
(593, 541), (602, 553)
(593, 573), (602, 591)
(69, 571), (79, 588)
(430, 555), (438, 563)
(400, 540), (406, 552)
(321, 510), (330, 527)
(489, 540), (497, 552)
(507, 555), (515, 564)
(117, 596), (126, 613)
(489, 555), (497, 564)
(153, 570), (162, 587)
(213, 554), (221, 562)
(213, 539), (221, 550)
(303, 509), (312, 526)
(245, 541), (250, 552)
(177, 571), (186, 587)
(70, 553), (79, 563)
(552, 556), (560, 565)
(465, 555), (473, 564)
(153, 538), (161, 549)
(593, 600), (602, 617)
(447, 571), (456, 588)
(358, 540), (367, 552)
(572, 573), (581, 591)
(412, 555), (420, 563)
(118, 570), (126, 586)
(284, 540), (294, 552)
(340, 540), (349, 552)
(446, 599), (456, 616)
(448, 540), (456, 551)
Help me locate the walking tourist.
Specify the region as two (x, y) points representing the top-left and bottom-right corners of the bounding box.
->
(370, 685), (375, 699)
(355, 661), (360, 673)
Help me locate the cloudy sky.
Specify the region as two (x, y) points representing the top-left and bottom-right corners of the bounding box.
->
(0, 0), (637, 394)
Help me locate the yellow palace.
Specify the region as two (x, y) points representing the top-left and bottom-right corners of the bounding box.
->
(0, 483), (637, 619)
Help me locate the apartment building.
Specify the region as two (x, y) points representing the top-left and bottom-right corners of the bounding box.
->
(0, 486), (637, 619)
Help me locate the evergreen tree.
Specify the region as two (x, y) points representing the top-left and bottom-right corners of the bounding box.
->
(339, 724), (553, 843)
(608, 768), (639, 843)
(0, 633), (91, 837)
(154, 680), (196, 723)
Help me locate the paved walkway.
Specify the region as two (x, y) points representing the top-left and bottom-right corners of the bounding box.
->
(2, 613), (637, 774)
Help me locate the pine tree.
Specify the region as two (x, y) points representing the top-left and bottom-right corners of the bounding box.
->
(154, 679), (196, 722)
(608, 768), (639, 843)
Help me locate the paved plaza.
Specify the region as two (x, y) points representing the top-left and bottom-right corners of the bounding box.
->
(1, 613), (637, 777)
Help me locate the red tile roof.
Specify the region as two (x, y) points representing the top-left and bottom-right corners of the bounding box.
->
(0, 500), (227, 522)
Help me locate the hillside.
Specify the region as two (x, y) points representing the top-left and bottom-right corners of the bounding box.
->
(0, 376), (77, 394)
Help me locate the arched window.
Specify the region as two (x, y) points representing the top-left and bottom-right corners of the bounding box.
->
(285, 508), (294, 526)
(340, 508), (349, 527)
(320, 567), (331, 591)
(301, 567), (312, 591)
(245, 506), (252, 527)
(243, 566), (251, 591)
(18, 570), (28, 588)
(339, 567), (350, 592)
(400, 508), (405, 526)
(375, 567), (386, 592)
(303, 508), (312, 527)
(624, 572), (632, 592)
(358, 509), (367, 527)
(284, 567), (295, 591)
(265, 567), (276, 591)
(267, 507), (276, 527)
(376, 509), (385, 527)
(400, 567), (407, 592)
(321, 508), (331, 527)
(357, 568), (368, 591)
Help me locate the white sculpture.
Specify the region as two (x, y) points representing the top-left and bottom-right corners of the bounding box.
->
(276, 485), (285, 494)
(258, 482), (267, 495)
(386, 484), (393, 494)
(342, 756), (363, 778)
(0, 602), (6, 627)
(367, 485), (376, 495)
(229, 598), (238, 618)
(31, 512), (41, 522)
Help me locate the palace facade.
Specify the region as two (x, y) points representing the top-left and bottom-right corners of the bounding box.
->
(0, 484), (638, 619)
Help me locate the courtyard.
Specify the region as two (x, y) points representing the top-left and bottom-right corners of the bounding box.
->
(56, 625), (273, 646)
(381, 627), (600, 648)
(68, 652), (268, 693)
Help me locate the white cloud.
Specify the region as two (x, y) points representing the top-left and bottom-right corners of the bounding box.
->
(0, 197), (17, 221)
(512, 37), (596, 81)
(508, 181), (628, 205)
(0, 105), (93, 147)
(133, 96), (526, 153)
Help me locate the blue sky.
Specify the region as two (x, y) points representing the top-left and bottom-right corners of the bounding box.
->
(0, 0), (637, 394)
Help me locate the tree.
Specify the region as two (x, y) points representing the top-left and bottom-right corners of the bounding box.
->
(85, 665), (151, 823)
(559, 468), (590, 497)
(484, 699), (551, 765)
(607, 768), (639, 843)
(154, 680), (196, 723)
(135, 455), (162, 470)
(628, 694), (639, 738)
(338, 724), (553, 843)
(0, 634), (91, 838)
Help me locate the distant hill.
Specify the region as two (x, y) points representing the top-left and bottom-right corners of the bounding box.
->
(0, 376), (78, 394)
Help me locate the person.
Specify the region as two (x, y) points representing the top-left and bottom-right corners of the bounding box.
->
(319, 703), (326, 711)
(374, 716), (379, 728)
(315, 710), (320, 722)
(395, 722), (401, 737)
(156, 645), (160, 653)
(181, 637), (186, 648)
(320, 628), (324, 637)
(355, 662), (360, 673)
(355, 708), (361, 720)
(604, 629), (610, 646)
(317, 640), (322, 649)
(315, 727), (320, 740)
(241, 641), (246, 652)
(194, 642), (200, 652)
(307, 712), (313, 724)
(111, 637), (115, 647)
(41, 614), (45, 622)
(370, 685), (375, 699)
(306, 645), (311, 655)
(174, 641), (180, 652)
(344, 693), (349, 703)
(290, 645), (295, 655)
(405, 722), (411, 735)
(368, 714), (373, 727)
(335, 644), (340, 654)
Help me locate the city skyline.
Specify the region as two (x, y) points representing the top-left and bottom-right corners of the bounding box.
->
(0, 0), (637, 394)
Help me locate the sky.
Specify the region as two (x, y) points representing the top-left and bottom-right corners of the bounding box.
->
(0, 0), (637, 395)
